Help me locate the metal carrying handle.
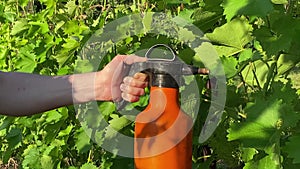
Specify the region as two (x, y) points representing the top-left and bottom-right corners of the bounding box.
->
(145, 44), (176, 61)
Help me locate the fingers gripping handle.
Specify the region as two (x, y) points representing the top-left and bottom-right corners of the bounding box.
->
(116, 62), (147, 111)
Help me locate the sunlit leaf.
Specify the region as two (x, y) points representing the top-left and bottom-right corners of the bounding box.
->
(11, 19), (29, 35)
(222, 0), (273, 21)
(206, 17), (253, 57)
(80, 163), (98, 169)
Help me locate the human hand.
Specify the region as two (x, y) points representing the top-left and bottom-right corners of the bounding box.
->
(96, 55), (148, 102)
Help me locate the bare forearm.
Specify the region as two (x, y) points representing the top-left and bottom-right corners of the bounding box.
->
(0, 72), (74, 116)
(0, 55), (147, 117)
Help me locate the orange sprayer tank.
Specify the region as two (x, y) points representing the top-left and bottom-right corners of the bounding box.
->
(117, 44), (209, 169)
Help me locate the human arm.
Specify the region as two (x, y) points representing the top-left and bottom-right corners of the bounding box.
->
(0, 55), (147, 116)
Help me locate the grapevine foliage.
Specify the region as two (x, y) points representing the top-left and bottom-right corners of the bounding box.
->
(0, 0), (300, 169)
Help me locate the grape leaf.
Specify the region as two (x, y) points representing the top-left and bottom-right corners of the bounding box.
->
(58, 125), (73, 137)
(109, 115), (131, 131)
(271, 0), (288, 4)
(241, 59), (269, 88)
(192, 0), (224, 32)
(178, 27), (196, 43)
(75, 127), (92, 154)
(283, 134), (300, 164)
(177, 9), (194, 24)
(0, 116), (14, 130)
(3, 128), (22, 162)
(11, 19), (29, 35)
(74, 59), (96, 73)
(220, 56), (238, 78)
(255, 14), (299, 57)
(277, 31), (300, 74)
(254, 26), (292, 57)
(15, 44), (37, 73)
(99, 102), (116, 117)
(80, 163), (98, 169)
(41, 155), (54, 169)
(22, 145), (41, 169)
(228, 82), (300, 149)
(28, 21), (49, 34)
(66, 0), (77, 16)
(206, 17), (253, 57)
(244, 152), (280, 169)
(222, 0), (273, 21)
(45, 110), (63, 123)
(241, 148), (257, 162)
(238, 48), (253, 63)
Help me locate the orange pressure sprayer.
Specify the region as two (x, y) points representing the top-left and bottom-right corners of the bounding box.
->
(118, 44), (208, 169)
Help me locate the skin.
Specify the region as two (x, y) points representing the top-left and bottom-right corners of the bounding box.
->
(0, 55), (148, 116)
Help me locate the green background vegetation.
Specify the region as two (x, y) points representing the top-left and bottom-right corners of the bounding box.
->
(0, 0), (300, 168)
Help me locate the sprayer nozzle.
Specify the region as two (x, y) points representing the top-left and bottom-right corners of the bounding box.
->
(198, 68), (210, 75)
(182, 65), (210, 75)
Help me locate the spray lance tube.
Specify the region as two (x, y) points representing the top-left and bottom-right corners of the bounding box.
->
(117, 44), (209, 169)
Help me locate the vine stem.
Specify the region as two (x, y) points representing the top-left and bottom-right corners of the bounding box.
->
(250, 62), (262, 90)
(262, 54), (280, 94)
(87, 149), (93, 163)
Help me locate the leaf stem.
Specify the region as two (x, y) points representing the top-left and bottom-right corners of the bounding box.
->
(262, 54), (280, 94)
(250, 62), (262, 90)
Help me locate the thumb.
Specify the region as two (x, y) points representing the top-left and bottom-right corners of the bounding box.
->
(123, 55), (147, 65)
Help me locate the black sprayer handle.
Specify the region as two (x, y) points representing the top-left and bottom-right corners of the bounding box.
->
(115, 61), (132, 111)
(116, 61), (147, 111)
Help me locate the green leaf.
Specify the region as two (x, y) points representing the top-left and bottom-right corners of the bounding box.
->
(15, 44), (37, 72)
(11, 19), (29, 35)
(58, 125), (73, 137)
(28, 21), (49, 34)
(220, 56), (238, 78)
(244, 152), (280, 169)
(178, 9), (194, 23)
(45, 110), (63, 123)
(192, 0), (224, 32)
(109, 115), (131, 131)
(66, 0), (77, 16)
(206, 17), (253, 57)
(241, 59), (269, 88)
(22, 145), (41, 169)
(284, 134), (300, 164)
(178, 27), (196, 43)
(241, 148), (257, 162)
(0, 116), (14, 130)
(39, 0), (55, 9)
(228, 94), (281, 148)
(80, 163), (98, 169)
(53, 37), (79, 67)
(222, 0), (273, 21)
(74, 59), (96, 73)
(41, 155), (54, 169)
(99, 102), (116, 117)
(3, 128), (22, 162)
(238, 48), (253, 63)
(271, 0), (288, 4)
(254, 27), (292, 56)
(75, 127), (92, 154)
(255, 14), (299, 57)
(63, 20), (80, 35)
(6, 128), (22, 148)
(228, 82), (300, 149)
